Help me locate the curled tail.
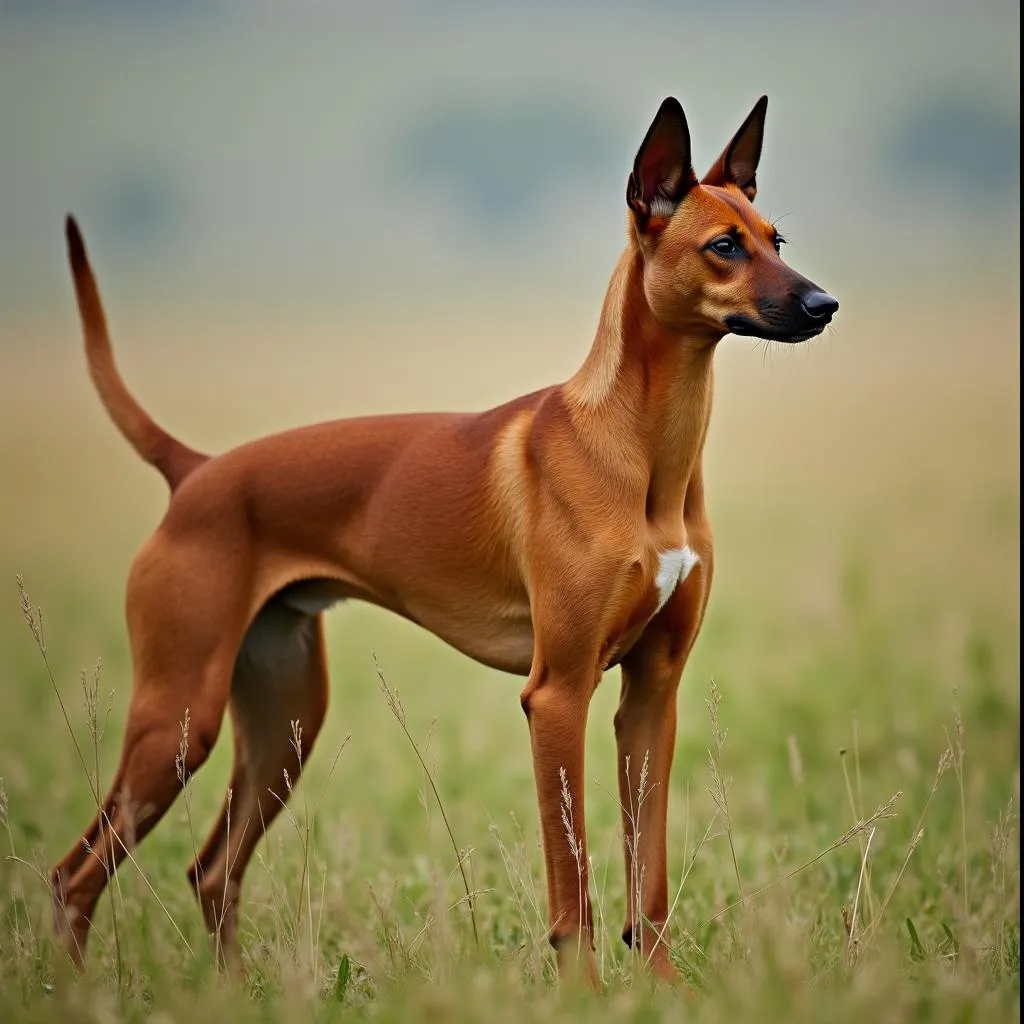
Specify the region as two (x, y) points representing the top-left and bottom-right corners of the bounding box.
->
(65, 215), (208, 491)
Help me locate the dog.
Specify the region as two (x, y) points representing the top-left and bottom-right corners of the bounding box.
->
(52, 94), (837, 986)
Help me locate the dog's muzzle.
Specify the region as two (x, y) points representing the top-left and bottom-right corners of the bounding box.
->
(726, 289), (839, 343)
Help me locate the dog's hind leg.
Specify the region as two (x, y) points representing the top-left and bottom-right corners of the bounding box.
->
(186, 601), (330, 970)
(48, 536), (250, 966)
(49, 651), (234, 966)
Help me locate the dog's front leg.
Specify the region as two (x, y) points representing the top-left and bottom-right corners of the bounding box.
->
(614, 645), (683, 983)
(519, 654), (601, 988)
(614, 556), (710, 985)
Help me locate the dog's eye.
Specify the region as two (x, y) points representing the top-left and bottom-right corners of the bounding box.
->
(772, 233), (787, 254)
(709, 235), (739, 256)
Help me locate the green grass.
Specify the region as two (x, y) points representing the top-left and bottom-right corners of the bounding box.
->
(0, 296), (1019, 1021)
(1, 529), (1018, 1023)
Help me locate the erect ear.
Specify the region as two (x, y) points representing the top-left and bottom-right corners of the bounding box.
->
(702, 95), (768, 201)
(627, 97), (697, 229)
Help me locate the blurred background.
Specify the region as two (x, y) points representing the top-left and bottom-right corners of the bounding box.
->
(0, 0), (1018, 615)
(1, 0), (1019, 568)
(0, 0), (1019, 840)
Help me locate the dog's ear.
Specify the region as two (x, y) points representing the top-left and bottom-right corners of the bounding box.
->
(702, 95), (767, 201)
(627, 98), (697, 229)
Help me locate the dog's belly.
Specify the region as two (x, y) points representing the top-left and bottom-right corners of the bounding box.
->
(418, 608), (536, 675)
(387, 578), (537, 675)
(278, 577), (536, 676)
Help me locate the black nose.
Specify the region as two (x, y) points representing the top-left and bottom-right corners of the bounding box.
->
(800, 290), (839, 320)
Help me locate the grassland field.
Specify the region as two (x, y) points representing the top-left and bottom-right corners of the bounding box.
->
(0, 281), (1019, 1022)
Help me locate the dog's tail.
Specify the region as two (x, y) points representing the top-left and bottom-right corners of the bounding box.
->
(65, 215), (208, 491)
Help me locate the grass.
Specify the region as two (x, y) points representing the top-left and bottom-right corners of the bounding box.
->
(1, 570), (1017, 1023)
(0, 291), (1019, 1021)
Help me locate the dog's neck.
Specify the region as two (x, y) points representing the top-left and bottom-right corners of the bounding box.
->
(565, 242), (718, 525)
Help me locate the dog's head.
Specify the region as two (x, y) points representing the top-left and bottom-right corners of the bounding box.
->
(627, 96), (838, 343)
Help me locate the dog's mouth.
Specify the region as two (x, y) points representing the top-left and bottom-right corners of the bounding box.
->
(724, 314), (830, 344)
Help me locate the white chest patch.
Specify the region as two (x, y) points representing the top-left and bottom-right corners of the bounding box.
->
(654, 546), (700, 611)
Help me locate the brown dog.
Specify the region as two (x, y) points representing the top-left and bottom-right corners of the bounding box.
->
(52, 95), (837, 985)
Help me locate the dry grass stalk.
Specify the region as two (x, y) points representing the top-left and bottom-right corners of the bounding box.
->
(840, 728), (875, 922)
(559, 764), (586, 967)
(706, 678), (745, 908)
(700, 791), (902, 930)
(943, 689), (969, 924)
(845, 825), (876, 961)
(862, 746), (953, 948)
(375, 653), (479, 947)
(621, 750), (652, 960)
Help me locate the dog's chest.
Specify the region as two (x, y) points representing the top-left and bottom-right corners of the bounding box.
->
(601, 543), (702, 669)
(653, 545), (700, 611)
